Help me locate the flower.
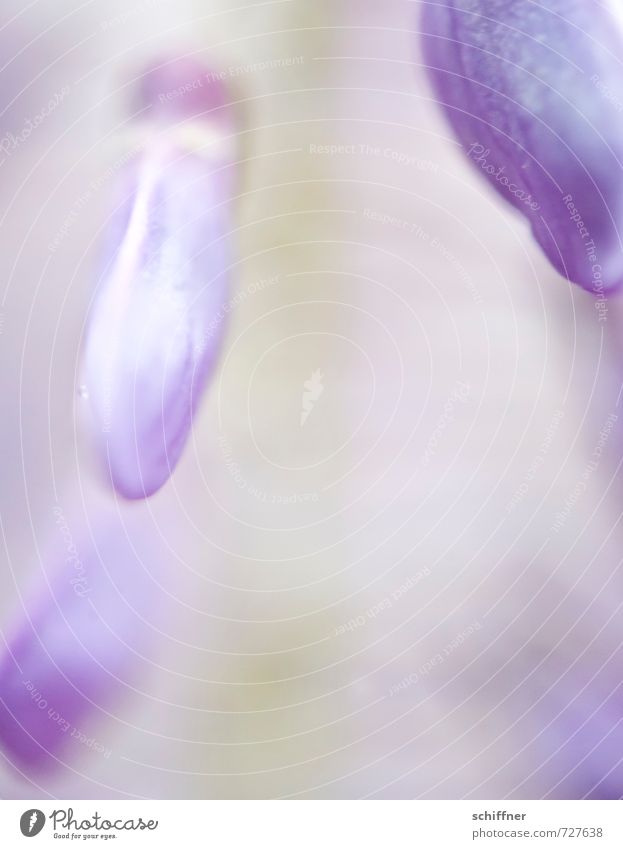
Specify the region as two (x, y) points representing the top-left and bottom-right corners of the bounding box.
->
(0, 507), (161, 771)
(519, 664), (623, 799)
(420, 1), (623, 294)
(81, 58), (236, 499)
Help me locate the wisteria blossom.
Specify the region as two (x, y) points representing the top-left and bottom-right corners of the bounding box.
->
(82, 58), (236, 499)
(421, 0), (623, 296)
(4, 0), (623, 804)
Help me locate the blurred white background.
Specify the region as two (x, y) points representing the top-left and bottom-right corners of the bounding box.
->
(1, 0), (623, 799)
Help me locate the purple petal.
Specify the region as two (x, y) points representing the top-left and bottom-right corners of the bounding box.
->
(421, 1), (623, 293)
(0, 508), (161, 771)
(82, 60), (235, 499)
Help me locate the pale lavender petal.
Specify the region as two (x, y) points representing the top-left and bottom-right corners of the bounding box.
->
(421, 1), (623, 294)
(82, 58), (235, 499)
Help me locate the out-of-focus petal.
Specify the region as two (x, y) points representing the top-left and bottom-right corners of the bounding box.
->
(0, 508), (161, 771)
(420, 0), (623, 294)
(82, 58), (236, 499)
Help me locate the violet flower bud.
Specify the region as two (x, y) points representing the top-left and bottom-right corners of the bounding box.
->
(0, 507), (161, 771)
(82, 58), (235, 499)
(420, 1), (623, 294)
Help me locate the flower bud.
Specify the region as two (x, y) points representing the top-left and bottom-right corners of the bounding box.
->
(82, 58), (235, 498)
